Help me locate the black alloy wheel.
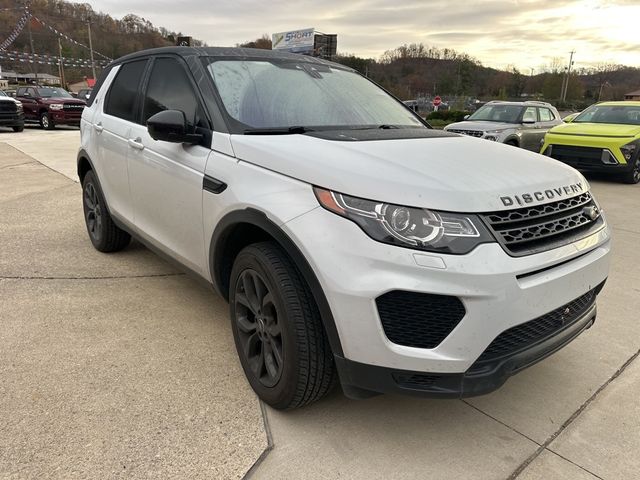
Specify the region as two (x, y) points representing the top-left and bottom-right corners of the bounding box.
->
(81, 170), (131, 252)
(234, 269), (284, 387)
(83, 180), (103, 244)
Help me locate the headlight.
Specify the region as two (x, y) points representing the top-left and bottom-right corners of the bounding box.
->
(313, 188), (494, 254)
(620, 142), (637, 162)
(49, 104), (64, 111)
(14, 102), (23, 111)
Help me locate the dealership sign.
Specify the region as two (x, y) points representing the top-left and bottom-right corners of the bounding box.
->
(272, 28), (315, 53)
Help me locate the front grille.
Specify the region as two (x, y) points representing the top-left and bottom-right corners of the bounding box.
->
(474, 288), (597, 364)
(376, 291), (466, 349)
(482, 192), (603, 256)
(0, 102), (17, 113)
(63, 103), (85, 111)
(547, 145), (613, 168)
(448, 128), (483, 138)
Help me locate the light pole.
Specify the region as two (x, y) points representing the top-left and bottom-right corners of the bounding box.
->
(24, 1), (38, 83)
(87, 18), (96, 79)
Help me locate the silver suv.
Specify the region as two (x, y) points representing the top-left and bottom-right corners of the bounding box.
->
(444, 101), (562, 151)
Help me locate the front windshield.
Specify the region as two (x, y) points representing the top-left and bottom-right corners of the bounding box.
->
(468, 104), (523, 123)
(0, 91), (6, 97)
(37, 87), (72, 98)
(574, 105), (640, 126)
(205, 59), (425, 131)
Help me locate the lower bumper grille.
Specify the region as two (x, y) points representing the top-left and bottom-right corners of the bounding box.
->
(376, 291), (466, 349)
(474, 286), (599, 364)
(547, 144), (616, 168)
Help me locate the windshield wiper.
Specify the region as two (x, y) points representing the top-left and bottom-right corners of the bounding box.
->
(244, 126), (314, 135)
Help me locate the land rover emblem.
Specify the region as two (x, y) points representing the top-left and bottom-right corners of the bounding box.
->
(583, 206), (599, 221)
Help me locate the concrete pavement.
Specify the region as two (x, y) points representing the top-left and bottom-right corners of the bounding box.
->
(1, 128), (638, 479)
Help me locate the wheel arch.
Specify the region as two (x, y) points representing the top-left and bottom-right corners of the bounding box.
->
(77, 149), (94, 183)
(210, 208), (344, 356)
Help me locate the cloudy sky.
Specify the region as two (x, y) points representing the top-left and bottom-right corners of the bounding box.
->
(71, 0), (640, 70)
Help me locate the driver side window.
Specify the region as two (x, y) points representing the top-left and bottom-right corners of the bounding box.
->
(142, 57), (207, 130)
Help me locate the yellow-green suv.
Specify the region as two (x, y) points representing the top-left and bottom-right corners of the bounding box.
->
(541, 101), (640, 184)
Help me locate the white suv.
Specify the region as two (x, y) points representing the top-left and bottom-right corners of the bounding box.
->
(78, 47), (611, 409)
(444, 101), (562, 151)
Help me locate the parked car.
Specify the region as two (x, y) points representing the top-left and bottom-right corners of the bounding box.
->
(15, 86), (85, 129)
(77, 88), (93, 101)
(542, 101), (640, 184)
(562, 112), (580, 123)
(78, 47), (610, 409)
(0, 90), (25, 132)
(444, 100), (562, 151)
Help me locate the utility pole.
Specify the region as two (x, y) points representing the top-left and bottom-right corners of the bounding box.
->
(87, 18), (97, 79)
(57, 37), (65, 88)
(25, 1), (38, 83)
(561, 50), (575, 102)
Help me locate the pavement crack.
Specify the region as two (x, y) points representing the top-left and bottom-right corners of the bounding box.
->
(545, 448), (605, 479)
(461, 399), (541, 446)
(242, 401), (274, 479)
(0, 273), (185, 280)
(0, 161), (37, 170)
(508, 347), (640, 479)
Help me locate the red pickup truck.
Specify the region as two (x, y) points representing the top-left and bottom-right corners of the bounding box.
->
(15, 86), (85, 130)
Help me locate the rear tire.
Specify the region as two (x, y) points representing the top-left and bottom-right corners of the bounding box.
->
(620, 159), (640, 184)
(229, 242), (335, 410)
(40, 112), (55, 130)
(12, 125), (24, 132)
(81, 170), (131, 252)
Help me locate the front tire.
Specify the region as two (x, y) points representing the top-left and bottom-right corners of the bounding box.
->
(82, 170), (131, 252)
(12, 125), (24, 132)
(620, 159), (640, 184)
(229, 242), (335, 410)
(40, 112), (55, 130)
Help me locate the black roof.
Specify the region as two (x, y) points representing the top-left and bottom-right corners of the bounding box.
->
(111, 46), (351, 71)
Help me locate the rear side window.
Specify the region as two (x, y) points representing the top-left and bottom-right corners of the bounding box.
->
(142, 57), (206, 129)
(105, 60), (147, 122)
(539, 108), (554, 122)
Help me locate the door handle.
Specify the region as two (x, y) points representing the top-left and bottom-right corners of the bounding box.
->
(128, 138), (145, 150)
(93, 122), (103, 133)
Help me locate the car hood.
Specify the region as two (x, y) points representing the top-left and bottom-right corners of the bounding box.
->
(230, 133), (587, 212)
(41, 97), (86, 105)
(445, 120), (515, 132)
(549, 122), (640, 138)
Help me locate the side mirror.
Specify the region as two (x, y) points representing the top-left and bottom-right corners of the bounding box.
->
(463, 114), (470, 120)
(147, 110), (203, 144)
(22, 92), (30, 97)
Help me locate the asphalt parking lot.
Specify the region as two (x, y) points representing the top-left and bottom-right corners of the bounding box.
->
(1, 127), (639, 479)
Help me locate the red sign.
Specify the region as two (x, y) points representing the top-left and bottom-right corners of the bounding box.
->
(433, 96), (442, 107)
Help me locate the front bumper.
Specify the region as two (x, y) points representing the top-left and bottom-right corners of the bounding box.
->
(50, 111), (82, 125)
(284, 205), (611, 390)
(0, 112), (24, 127)
(542, 137), (638, 174)
(336, 298), (598, 398)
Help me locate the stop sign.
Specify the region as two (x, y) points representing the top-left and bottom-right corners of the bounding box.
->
(433, 96), (442, 107)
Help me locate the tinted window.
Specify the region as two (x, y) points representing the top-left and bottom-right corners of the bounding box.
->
(143, 57), (206, 129)
(539, 108), (554, 122)
(16, 88), (27, 96)
(105, 60), (147, 122)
